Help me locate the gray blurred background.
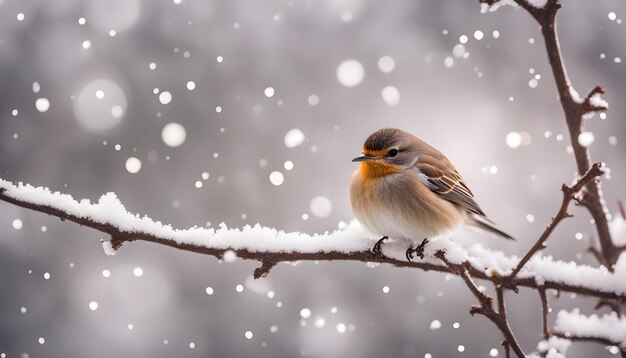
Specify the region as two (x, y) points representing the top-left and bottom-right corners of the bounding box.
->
(1, 0), (625, 357)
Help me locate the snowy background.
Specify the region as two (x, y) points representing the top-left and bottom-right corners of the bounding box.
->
(1, 0), (625, 357)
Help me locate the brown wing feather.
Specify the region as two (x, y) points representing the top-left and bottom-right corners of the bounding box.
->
(415, 153), (486, 217)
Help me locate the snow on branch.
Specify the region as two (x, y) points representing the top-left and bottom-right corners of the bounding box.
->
(554, 309), (626, 350)
(1, 177), (625, 300)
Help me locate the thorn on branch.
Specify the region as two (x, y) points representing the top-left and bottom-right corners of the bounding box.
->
(502, 340), (511, 358)
(580, 85), (608, 115)
(253, 259), (278, 279)
(565, 162), (605, 198)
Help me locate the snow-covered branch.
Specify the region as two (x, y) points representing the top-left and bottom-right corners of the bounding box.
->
(1, 177), (625, 299)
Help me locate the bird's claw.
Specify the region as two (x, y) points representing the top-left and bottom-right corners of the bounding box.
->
(406, 238), (429, 262)
(371, 236), (388, 257)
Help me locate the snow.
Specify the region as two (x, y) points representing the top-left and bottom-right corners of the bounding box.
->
(161, 122), (186, 147)
(577, 132), (595, 147)
(555, 309), (626, 347)
(336, 60), (364, 87)
(1, 179), (626, 296)
(610, 216), (626, 246)
(589, 93), (609, 109)
(377, 56), (395, 73)
(158, 91), (172, 105)
(269, 171), (284, 186)
(480, 0), (517, 14)
(284, 129), (305, 148)
(101, 240), (116, 256)
(381, 86), (400, 106)
(506, 132), (522, 148)
(568, 86), (583, 103)
(310, 196), (332, 218)
(527, 0), (548, 8)
(536, 336), (571, 358)
(35, 98), (50, 112)
(430, 319), (441, 330)
(307, 94), (319, 106)
(125, 157), (142, 174)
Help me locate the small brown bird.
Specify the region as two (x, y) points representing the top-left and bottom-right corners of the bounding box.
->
(349, 128), (513, 261)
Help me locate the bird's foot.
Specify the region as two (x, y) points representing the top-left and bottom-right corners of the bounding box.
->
(371, 236), (388, 257)
(406, 238), (429, 261)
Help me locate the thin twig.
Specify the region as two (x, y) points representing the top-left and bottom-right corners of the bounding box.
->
(502, 340), (511, 358)
(538, 288), (550, 340)
(509, 162), (605, 279)
(436, 251), (525, 357)
(580, 85), (608, 114)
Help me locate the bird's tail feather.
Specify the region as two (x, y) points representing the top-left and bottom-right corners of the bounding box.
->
(467, 215), (515, 240)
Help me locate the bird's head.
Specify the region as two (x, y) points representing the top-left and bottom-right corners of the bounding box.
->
(353, 128), (419, 178)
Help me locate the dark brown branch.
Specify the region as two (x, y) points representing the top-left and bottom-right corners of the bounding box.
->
(436, 251), (525, 357)
(254, 259), (278, 279)
(538, 288), (550, 340)
(509, 162), (605, 279)
(619, 200), (626, 220)
(502, 340), (511, 358)
(0, 186), (623, 301)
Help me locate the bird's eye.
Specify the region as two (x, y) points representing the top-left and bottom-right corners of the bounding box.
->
(387, 149), (398, 158)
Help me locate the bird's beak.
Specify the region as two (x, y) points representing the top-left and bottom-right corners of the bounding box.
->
(352, 154), (375, 162)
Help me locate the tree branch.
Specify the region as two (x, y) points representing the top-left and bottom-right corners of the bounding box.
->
(517, 0), (618, 266)
(509, 162), (605, 279)
(538, 288), (550, 340)
(481, 0), (618, 268)
(0, 184), (623, 301)
(436, 251), (525, 357)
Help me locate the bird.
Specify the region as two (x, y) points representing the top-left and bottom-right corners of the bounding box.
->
(349, 128), (513, 261)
